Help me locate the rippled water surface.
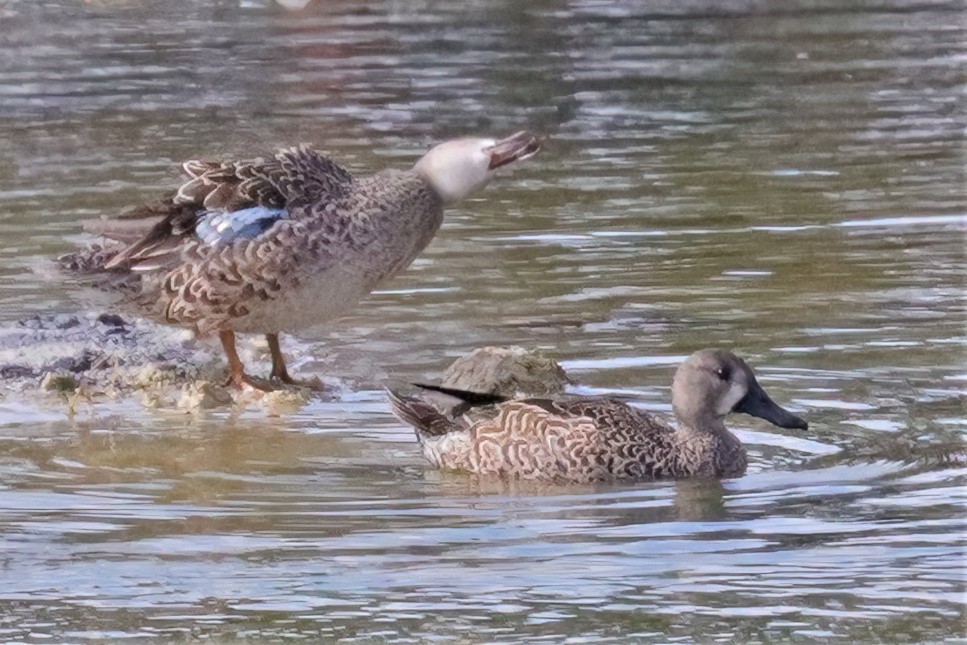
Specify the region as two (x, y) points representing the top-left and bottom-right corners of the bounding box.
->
(1, 0), (965, 641)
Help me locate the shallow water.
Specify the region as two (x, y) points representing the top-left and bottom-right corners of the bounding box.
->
(0, 0), (965, 641)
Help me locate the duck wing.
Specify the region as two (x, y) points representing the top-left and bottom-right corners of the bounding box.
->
(407, 383), (669, 436)
(521, 396), (671, 436)
(100, 145), (354, 271)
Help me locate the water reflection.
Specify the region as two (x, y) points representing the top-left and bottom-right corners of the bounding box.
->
(0, 0), (965, 641)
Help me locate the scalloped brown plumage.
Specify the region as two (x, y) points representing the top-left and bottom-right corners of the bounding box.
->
(388, 349), (808, 483)
(60, 133), (541, 389)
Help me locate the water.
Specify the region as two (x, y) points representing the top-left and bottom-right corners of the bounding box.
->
(0, 0), (965, 641)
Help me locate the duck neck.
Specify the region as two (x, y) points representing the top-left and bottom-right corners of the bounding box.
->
(342, 171), (445, 281)
(674, 405), (728, 437)
(674, 415), (747, 477)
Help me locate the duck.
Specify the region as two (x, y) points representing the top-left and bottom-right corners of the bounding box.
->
(387, 349), (808, 483)
(60, 132), (541, 389)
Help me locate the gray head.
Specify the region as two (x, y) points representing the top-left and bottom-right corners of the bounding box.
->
(413, 131), (541, 203)
(671, 349), (807, 432)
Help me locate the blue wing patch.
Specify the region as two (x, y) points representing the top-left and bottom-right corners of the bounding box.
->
(195, 206), (287, 246)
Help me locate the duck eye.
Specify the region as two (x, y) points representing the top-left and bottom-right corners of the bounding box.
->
(714, 367), (731, 381)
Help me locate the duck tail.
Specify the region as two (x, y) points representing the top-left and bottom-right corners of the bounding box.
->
(411, 382), (508, 407)
(57, 244), (123, 275)
(385, 388), (455, 440)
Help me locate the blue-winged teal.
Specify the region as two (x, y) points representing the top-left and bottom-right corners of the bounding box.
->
(388, 349), (808, 483)
(61, 132), (540, 388)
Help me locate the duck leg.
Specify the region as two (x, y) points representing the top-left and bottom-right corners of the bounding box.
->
(266, 333), (325, 390)
(220, 329), (267, 390)
(267, 333), (294, 383)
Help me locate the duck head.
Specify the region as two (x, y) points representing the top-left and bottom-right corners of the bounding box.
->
(413, 131), (541, 203)
(672, 349), (808, 432)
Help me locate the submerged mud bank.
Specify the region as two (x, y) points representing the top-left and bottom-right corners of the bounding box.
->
(0, 313), (315, 412)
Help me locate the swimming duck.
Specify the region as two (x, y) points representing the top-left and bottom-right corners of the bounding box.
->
(60, 132), (541, 388)
(387, 349), (808, 483)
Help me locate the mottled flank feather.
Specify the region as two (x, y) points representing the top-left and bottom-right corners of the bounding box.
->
(388, 350), (808, 484)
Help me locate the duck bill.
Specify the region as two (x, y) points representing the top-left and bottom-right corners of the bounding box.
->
(488, 131), (541, 170)
(734, 381), (808, 430)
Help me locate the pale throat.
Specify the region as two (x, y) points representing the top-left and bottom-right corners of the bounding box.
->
(716, 382), (747, 416)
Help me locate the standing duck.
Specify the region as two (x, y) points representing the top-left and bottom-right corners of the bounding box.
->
(387, 349), (808, 483)
(61, 132), (541, 388)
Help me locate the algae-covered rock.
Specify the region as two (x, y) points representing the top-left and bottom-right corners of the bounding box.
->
(41, 371), (79, 394)
(0, 312), (323, 412)
(177, 380), (235, 410)
(442, 345), (570, 397)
